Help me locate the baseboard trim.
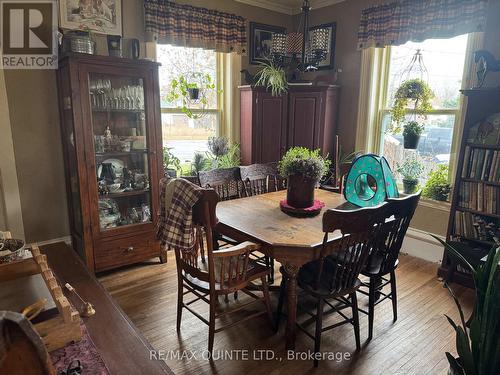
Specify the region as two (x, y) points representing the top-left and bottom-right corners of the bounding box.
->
(401, 227), (445, 263)
(27, 236), (71, 248)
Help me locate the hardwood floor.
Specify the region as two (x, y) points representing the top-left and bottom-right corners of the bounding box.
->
(99, 254), (473, 375)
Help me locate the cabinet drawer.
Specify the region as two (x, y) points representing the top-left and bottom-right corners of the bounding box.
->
(94, 234), (160, 272)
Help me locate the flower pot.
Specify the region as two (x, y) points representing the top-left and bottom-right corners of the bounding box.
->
(188, 88), (200, 100)
(402, 178), (419, 194)
(404, 134), (420, 149)
(287, 174), (317, 208)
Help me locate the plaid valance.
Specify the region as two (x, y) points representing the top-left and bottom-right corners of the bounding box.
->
(357, 0), (488, 49)
(144, 0), (247, 54)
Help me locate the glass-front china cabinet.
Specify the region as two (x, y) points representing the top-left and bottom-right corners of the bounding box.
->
(57, 54), (163, 272)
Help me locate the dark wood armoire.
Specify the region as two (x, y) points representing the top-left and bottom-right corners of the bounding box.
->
(57, 53), (163, 273)
(239, 85), (340, 165)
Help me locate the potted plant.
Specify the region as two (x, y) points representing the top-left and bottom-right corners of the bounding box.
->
(163, 147), (181, 178)
(166, 73), (217, 119)
(255, 58), (288, 97)
(391, 78), (434, 133)
(422, 165), (451, 201)
(278, 147), (331, 208)
(403, 121), (425, 149)
(432, 238), (500, 375)
(397, 154), (423, 194)
(206, 137), (241, 169)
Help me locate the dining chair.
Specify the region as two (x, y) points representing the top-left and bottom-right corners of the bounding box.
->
(357, 192), (421, 340)
(239, 162), (282, 283)
(240, 162), (285, 196)
(174, 189), (274, 354)
(198, 167), (247, 201)
(198, 167), (246, 249)
(276, 204), (386, 367)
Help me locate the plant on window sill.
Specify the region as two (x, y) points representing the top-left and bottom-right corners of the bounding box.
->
(422, 164), (451, 202)
(206, 136), (241, 169)
(163, 146), (182, 177)
(396, 154), (424, 194)
(166, 73), (219, 119)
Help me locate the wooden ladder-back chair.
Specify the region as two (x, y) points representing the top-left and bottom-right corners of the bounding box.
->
(239, 162), (284, 283)
(198, 167), (247, 201)
(240, 162), (286, 196)
(175, 189), (274, 354)
(276, 204), (387, 367)
(198, 167), (246, 253)
(357, 192), (421, 340)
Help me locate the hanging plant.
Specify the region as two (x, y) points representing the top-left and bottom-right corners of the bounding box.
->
(255, 59), (288, 97)
(391, 79), (434, 132)
(166, 73), (219, 119)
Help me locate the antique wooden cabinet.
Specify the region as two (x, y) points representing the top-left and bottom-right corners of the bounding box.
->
(57, 53), (163, 272)
(240, 85), (340, 164)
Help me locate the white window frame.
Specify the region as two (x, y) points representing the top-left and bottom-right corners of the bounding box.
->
(156, 44), (223, 137)
(359, 33), (485, 186)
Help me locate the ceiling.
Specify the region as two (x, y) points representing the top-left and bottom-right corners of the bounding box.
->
(234, 0), (346, 15)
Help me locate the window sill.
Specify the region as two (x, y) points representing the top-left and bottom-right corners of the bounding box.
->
(418, 198), (451, 212)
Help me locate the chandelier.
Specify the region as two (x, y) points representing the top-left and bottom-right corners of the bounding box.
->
(270, 0), (329, 72)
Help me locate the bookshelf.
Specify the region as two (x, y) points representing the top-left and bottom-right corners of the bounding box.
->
(438, 88), (500, 288)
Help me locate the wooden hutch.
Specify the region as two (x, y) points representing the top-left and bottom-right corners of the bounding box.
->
(240, 85), (340, 164)
(56, 53), (163, 272)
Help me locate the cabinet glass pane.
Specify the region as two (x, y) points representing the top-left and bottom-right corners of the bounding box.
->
(89, 73), (152, 231)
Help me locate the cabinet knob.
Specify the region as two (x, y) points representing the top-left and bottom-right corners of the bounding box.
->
(126, 246), (134, 252)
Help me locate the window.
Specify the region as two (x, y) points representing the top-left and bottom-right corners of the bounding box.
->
(377, 34), (469, 185)
(157, 44), (220, 163)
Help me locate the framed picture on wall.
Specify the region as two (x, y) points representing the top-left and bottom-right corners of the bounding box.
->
(310, 22), (337, 70)
(250, 22), (286, 65)
(59, 0), (123, 35)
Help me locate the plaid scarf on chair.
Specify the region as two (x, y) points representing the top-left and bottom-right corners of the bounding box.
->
(156, 178), (203, 251)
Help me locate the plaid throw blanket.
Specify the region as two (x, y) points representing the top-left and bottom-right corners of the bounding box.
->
(156, 177), (203, 251)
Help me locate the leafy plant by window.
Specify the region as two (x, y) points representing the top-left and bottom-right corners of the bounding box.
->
(278, 147), (331, 181)
(214, 143), (240, 169)
(166, 73), (218, 119)
(207, 136), (229, 158)
(391, 79), (434, 132)
(190, 152), (209, 175)
(206, 136), (240, 168)
(422, 165), (451, 201)
(396, 154), (424, 180)
(163, 146), (181, 171)
(255, 59), (288, 97)
(432, 238), (500, 375)
(403, 121), (425, 137)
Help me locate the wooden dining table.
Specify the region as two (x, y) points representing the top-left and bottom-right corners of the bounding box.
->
(215, 188), (357, 350)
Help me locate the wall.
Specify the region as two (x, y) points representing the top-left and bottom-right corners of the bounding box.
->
(3, 0), (290, 243)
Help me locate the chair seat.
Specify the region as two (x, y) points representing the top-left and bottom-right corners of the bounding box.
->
(295, 261), (362, 298)
(184, 258), (270, 294)
(361, 253), (399, 277)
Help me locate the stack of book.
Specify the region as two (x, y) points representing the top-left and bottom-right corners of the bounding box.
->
(458, 181), (499, 214)
(461, 146), (500, 182)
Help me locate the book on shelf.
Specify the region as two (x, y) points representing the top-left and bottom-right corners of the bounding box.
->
(453, 210), (499, 244)
(458, 181), (499, 214)
(461, 146), (500, 182)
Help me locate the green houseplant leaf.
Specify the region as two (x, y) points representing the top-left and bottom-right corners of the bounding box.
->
(433, 236), (500, 375)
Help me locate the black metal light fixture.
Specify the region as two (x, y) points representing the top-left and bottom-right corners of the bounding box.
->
(271, 0), (329, 72)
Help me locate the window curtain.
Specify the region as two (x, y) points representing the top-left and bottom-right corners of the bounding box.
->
(357, 0), (488, 49)
(144, 0), (247, 54)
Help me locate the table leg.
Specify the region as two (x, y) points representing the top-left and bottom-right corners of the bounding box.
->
(285, 263), (299, 351)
